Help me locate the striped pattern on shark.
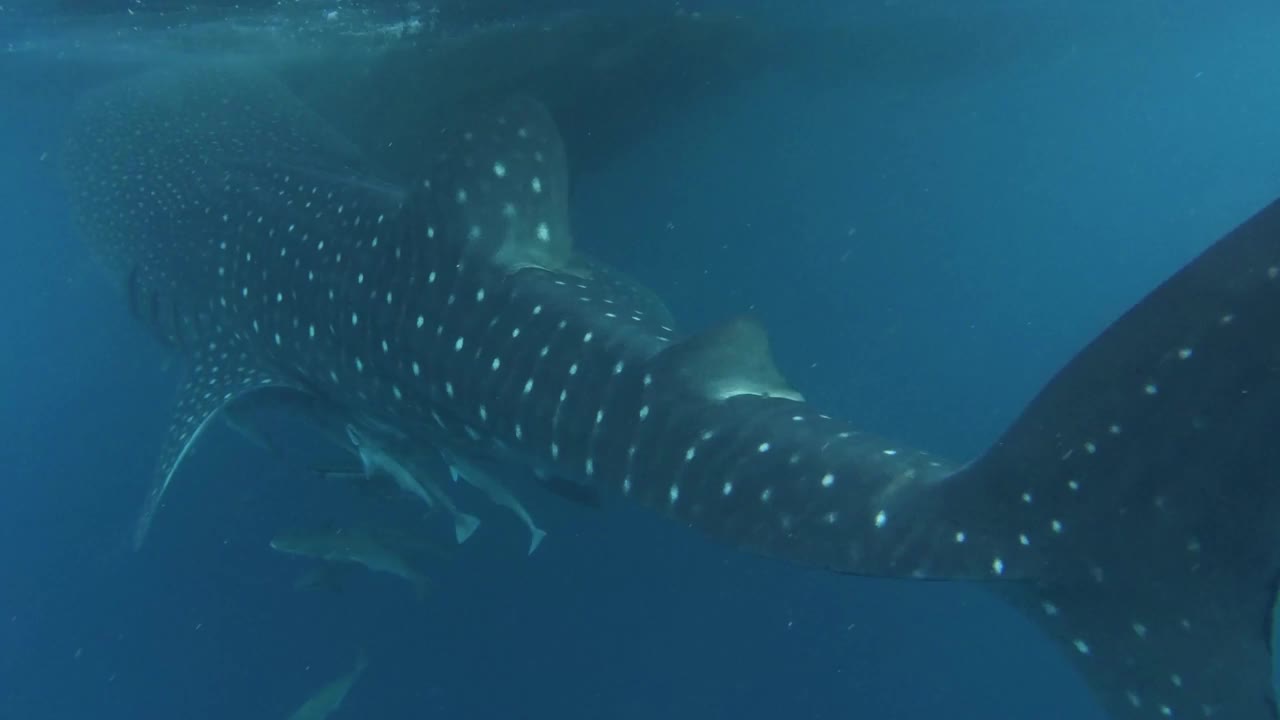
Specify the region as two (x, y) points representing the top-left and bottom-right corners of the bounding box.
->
(64, 62), (1280, 719)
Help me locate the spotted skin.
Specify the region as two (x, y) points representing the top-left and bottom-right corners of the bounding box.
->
(65, 63), (1280, 719)
(138, 341), (302, 548)
(955, 210), (1280, 720)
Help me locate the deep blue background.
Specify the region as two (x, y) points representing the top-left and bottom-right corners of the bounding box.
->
(2, 1), (1279, 718)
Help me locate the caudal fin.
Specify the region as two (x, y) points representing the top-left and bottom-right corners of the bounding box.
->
(626, 197), (1280, 717)
(454, 513), (481, 544)
(527, 527), (548, 556)
(951, 197), (1280, 718)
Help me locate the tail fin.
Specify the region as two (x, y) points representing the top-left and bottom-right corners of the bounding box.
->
(528, 527), (548, 556)
(952, 198), (1280, 718)
(454, 513), (481, 544)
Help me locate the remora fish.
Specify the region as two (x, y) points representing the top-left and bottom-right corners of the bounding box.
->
(443, 448), (548, 555)
(286, 651), (369, 720)
(271, 526), (434, 598)
(64, 62), (1280, 718)
(344, 423), (482, 544)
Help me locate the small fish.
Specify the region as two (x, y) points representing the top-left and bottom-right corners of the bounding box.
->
(444, 450), (547, 555)
(534, 471), (602, 509)
(291, 564), (353, 595)
(345, 425), (481, 544)
(286, 651), (369, 720)
(221, 406), (278, 455)
(270, 526), (433, 599)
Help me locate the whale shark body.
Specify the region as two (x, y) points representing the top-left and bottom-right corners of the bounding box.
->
(64, 57), (1280, 719)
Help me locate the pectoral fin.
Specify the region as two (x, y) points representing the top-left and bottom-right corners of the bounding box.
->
(133, 345), (302, 549)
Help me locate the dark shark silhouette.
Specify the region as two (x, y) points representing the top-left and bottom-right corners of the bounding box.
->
(64, 60), (1280, 719)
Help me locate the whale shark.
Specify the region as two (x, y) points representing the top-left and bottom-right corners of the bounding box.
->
(63, 60), (1280, 719)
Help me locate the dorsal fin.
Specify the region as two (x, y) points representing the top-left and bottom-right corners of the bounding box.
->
(426, 95), (573, 273)
(651, 315), (804, 402)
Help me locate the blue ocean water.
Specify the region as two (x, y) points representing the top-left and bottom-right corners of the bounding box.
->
(1, 1), (1278, 718)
